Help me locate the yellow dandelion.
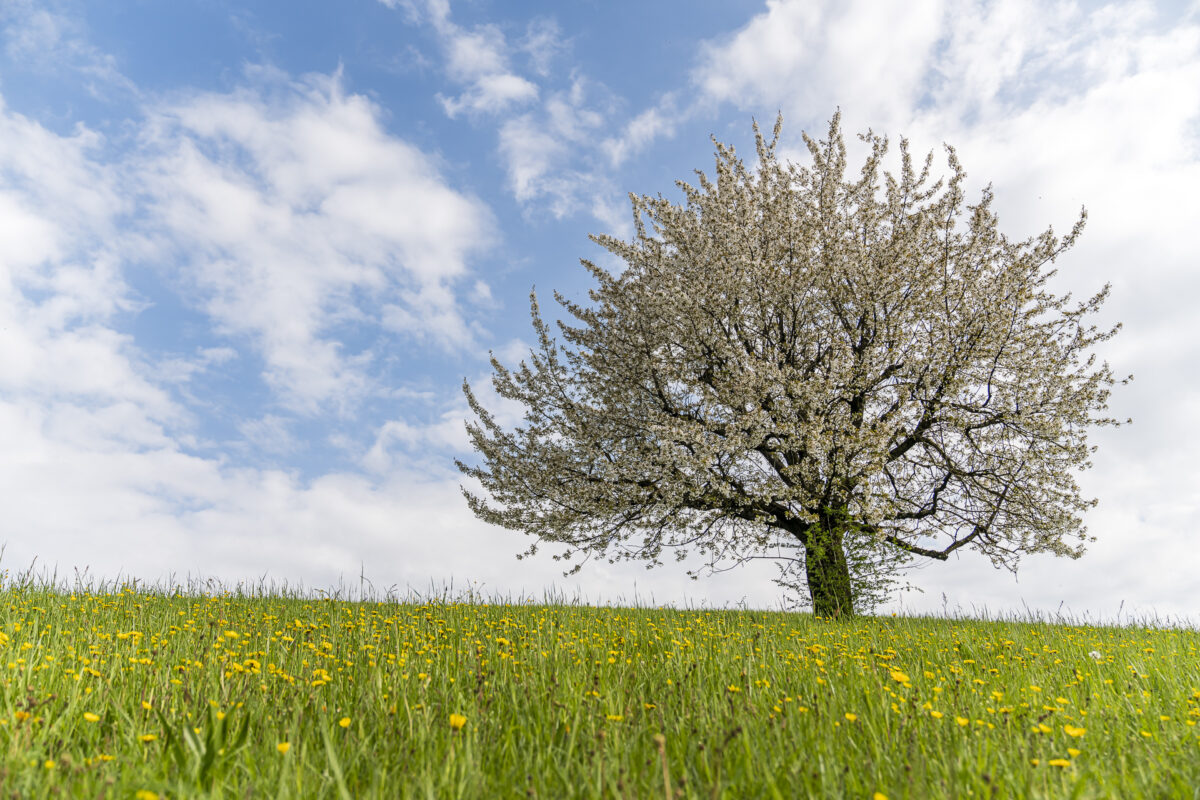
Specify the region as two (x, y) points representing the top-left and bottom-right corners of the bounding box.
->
(276, 742), (291, 754)
(644, 703), (657, 710)
(141, 701), (152, 711)
(338, 717), (351, 728)
(1048, 759), (1071, 768)
(83, 712), (100, 723)
(727, 685), (741, 693)
(135, 792), (159, 800)
(930, 711), (944, 719)
(14, 711), (30, 723)
(874, 794), (888, 800)
(1068, 748), (1081, 757)
(956, 717), (969, 727)
(889, 671), (910, 684)
(139, 734), (157, 743)
(43, 760), (54, 769)
(449, 713), (467, 730)
(844, 713), (857, 722)
(1063, 724), (1086, 738)
(605, 714), (624, 722)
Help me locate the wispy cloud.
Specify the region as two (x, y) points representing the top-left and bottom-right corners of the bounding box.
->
(0, 0), (137, 98)
(600, 96), (682, 167)
(381, 0), (625, 222)
(136, 67), (497, 413)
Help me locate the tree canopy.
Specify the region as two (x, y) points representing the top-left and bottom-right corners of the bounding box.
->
(457, 113), (1130, 617)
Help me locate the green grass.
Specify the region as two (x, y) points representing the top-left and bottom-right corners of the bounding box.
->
(0, 570), (1196, 799)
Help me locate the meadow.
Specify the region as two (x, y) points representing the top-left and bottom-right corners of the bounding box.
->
(0, 570), (1196, 799)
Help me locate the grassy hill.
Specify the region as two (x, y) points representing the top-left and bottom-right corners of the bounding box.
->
(0, 574), (1196, 798)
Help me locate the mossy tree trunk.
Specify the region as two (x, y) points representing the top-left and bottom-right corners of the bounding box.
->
(804, 508), (854, 618)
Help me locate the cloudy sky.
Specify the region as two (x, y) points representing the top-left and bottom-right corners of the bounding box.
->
(1, 0), (1196, 622)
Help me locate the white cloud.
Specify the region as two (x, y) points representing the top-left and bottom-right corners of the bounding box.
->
(493, 79), (619, 219)
(137, 68), (497, 412)
(154, 346), (239, 385)
(693, 0), (945, 129)
(438, 72), (538, 117)
(397, 2), (543, 121)
(0, 97), (173, 426)
(497, 113), (568, 204)
(441, 23), (508, 81)
(601, 99), (680, 167)
(382, 2), (628, 226)
(0, 0), (136, 97)
(237, 414), (297, 456)
(519, 17), (567, 77)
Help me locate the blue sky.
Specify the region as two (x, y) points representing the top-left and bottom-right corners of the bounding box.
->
(1, 0), (1198, 620)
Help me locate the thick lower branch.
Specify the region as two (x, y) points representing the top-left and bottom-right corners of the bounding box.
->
(878, 530), (975, 560)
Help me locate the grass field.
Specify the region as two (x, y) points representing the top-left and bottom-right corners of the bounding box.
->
(0, 572), (1196, 799)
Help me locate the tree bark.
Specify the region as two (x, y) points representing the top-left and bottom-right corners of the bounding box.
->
(805, 510), (854, 618)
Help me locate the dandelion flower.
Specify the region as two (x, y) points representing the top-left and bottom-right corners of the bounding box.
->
(449, 713), (467, 731)
(43, 760), (54, 769)
(276, 742), (291, 754)
(1048, 759), (1071, 768)
(727, 685), (741, 693)
(1063, 725), (1086, 738)
(889, 671), (910, 685)
(956, 717), (969, 727)
(135, 792), (159, 800)
(139, 734), (157, 743)
(606, 714), (624, 722)
(83, 712), (100, 723)
(1088, 650), (1103, 660)
(1068, 748), (1081, 757)
(338, 717), (351, 728)
(845, 713), (857, 722)
(930, 711), (944, 719)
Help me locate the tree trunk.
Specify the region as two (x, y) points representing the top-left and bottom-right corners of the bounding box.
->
(805, 511), (854, 618)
